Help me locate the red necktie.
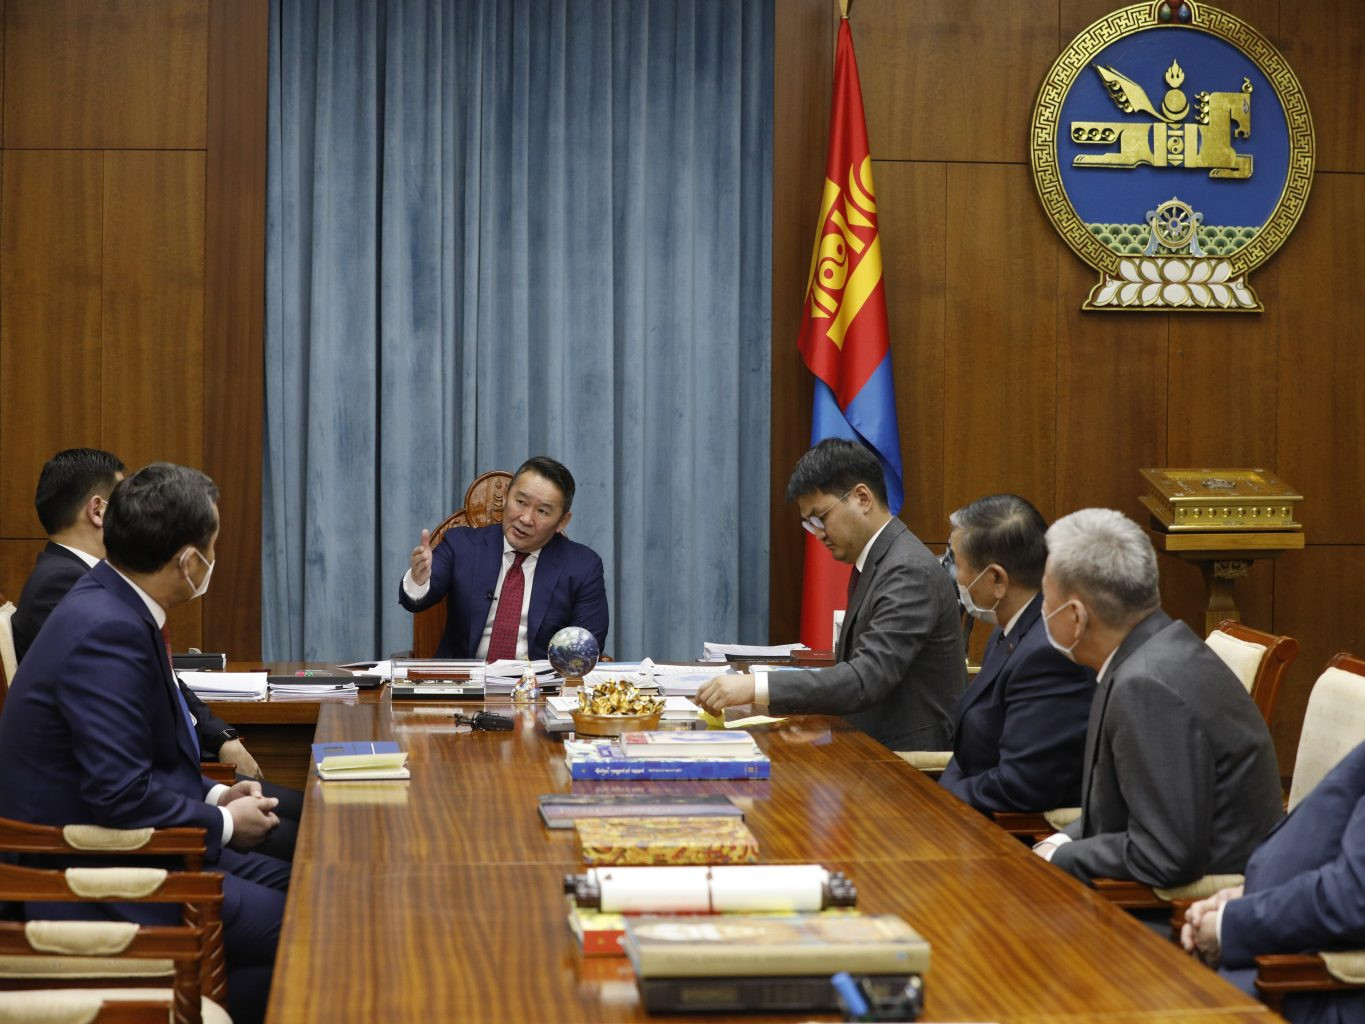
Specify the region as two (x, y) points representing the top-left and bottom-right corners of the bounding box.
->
(846, 567), (861, 606)
(486, 553), (528, 661)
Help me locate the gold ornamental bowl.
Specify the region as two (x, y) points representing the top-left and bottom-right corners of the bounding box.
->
(570, 710), (662, 737)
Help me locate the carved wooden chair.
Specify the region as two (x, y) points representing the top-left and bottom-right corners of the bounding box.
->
(410, 471), (513, 659)
(1205, 618), (1299, 727)
(0, 859), (226, 1024)
(0, 818), (225, 1018)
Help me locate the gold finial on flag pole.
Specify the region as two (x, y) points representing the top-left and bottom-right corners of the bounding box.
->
(840, 0), (850, 20)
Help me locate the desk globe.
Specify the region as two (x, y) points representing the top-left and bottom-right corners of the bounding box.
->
(547, 626), (599, 685)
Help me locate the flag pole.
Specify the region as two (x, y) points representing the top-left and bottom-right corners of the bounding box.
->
(840, 0), (850, 19)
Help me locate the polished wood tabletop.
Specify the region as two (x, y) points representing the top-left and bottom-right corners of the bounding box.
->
(262, 698), (1275, 1023)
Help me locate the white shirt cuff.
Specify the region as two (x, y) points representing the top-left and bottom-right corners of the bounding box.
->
(752, 668), (769, 706)
(206, 787), (234, 845)
(1033, 831), (1072, 860)
(402, 569), (430, 601)
(1214, 903), (1225, 947)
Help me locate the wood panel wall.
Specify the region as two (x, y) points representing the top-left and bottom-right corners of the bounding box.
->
(772, 0), (1365, 772)
(0, 0), (266, 656)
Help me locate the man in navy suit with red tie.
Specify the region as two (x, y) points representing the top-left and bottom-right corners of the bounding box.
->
(399, 456), (609, 660)
(0, 463), (288, 1024)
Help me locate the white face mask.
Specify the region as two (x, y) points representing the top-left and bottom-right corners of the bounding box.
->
(957, 565), (1001, 625)
(181, 547), (215, 601)
(1043, 599), (1083, 662)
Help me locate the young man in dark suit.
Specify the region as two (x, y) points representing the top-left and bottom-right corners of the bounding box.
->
(0, 463), (288, 1024)
(1182, 739), (1365, 1024)
(1033, 508), (1283, 888)
(399, 455), (609, 659)
(938, 494), (1094, 813)
(698, 438), (965, 750)
(12, 448), (302, 861)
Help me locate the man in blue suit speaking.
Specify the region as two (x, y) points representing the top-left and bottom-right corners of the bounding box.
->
(399, 456), (609, 660)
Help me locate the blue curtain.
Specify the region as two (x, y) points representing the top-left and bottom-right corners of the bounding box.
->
(264, 0), (773, 662)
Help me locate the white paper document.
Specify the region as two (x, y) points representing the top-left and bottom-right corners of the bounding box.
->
(700, 642), (809, 663)
(177, 671), (268, 700)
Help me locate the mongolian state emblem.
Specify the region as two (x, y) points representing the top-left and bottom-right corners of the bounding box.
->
(1031, 0), (1314, 311)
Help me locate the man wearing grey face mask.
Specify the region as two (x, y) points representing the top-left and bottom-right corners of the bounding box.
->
(939, 494), (1095, 814)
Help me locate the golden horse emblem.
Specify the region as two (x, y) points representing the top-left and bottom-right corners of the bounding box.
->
(1070, 60), (1252, 179)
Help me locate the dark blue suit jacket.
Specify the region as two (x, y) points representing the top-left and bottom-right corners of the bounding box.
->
(939, 593), (1095, 813)
(398, 523), (609, 659)
(0, 560), (225, 861)
(1219, 739), (1365, 1024)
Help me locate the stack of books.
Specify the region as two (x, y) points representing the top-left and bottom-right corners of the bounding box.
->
(573, 816), (760, 867)
(623, 911), (929, 1014)
(562, 730), (770, 780)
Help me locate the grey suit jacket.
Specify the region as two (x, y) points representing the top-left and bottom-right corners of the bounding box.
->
(1052, 610), (1283, 887)
(768, 518), (966, 749)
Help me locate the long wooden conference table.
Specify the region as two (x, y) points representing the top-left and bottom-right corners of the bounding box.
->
(210, 690), (1281, 1023)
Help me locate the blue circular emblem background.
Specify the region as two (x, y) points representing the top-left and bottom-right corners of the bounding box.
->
(1058, 29), (1290, 232)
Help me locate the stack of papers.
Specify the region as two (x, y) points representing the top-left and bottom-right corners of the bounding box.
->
(701, 642), (809, 663)
(484, 659), (561, 695)
(267, 679), (359, 701)
(177, 671), (268, 700)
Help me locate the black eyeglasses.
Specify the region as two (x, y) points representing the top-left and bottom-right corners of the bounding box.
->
(800, 489), (853, 535)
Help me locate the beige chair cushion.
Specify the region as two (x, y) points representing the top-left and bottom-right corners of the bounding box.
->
(1289, 666), (1365, 810)
(62, 825), (155, 852)
(0, 600), (17, 688)
(0, 954), (172, 979)
(63, 868), (167, 900)
(1204, 630), (1266, 693)
(1154, 873), (1244, 902)
(1321, 950), (1365, 984)
(896, 751), (952, 772)
(0, 989), (230, 1024)
(1043, 807), (1081, 830)
(24, 921), (139, 956)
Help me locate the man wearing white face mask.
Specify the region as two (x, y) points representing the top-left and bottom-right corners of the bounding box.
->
(0, 463), (289, 1024)
(1032, 508), (1282, 890)
(938, 495), (1095, 814)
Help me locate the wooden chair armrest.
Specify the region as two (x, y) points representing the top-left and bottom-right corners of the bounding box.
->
(199, 763), (236, 786)
(991, 812), (1052, 841)
(1253, 952), (1365, 1011)
(895, 750), (951, 776)
(1090, 877), (1167, 910)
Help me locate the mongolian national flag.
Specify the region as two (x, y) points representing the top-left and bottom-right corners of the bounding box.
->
(796, 12), (904, 651)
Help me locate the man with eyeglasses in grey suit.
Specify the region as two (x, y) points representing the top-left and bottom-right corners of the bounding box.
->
(698, 438), (965, 750)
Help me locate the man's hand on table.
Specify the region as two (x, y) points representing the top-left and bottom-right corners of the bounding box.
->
(697, 674), (755, 715)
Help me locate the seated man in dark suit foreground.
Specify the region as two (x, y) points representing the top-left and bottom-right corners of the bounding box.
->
(13, 447), (302, 861)
(399, 455), (609, 659)
(0, 463), (288, 1024)
(1032, 508), (1282, 888)
(1182, 738), (1365, 1024)
(698, 438), (965, 750)
(938, 494), (1094, 813)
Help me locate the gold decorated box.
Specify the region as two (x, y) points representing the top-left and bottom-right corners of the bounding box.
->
(1140, 468), (1302, 532)
(575, 816), (759, 866)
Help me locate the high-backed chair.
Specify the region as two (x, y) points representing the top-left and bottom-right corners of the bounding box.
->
(0, 860), (227, 1024)
(1205, 618), (1299, 727)
(1250, 652), (1365, 1011)
(0, 819), (223, 1012)
(410, 471), (512, 659)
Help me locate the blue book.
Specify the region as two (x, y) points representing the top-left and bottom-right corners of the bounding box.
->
(311, 740), (401, 764)
(564, 740), (770, 781)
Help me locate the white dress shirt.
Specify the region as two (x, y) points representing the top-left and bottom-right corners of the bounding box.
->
(110, 567), (233, 842)
(403, 537), (540, 660)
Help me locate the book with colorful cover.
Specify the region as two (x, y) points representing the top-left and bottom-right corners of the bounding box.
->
(624, 911), (930, 978)
(311, 740), (410, 781)
(619, 730), (759, 758)
(574, 816), (759, 867)
(563, 740), (770, 781)
(566, 899), (627, 956)
(539, 794), (743, 829)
